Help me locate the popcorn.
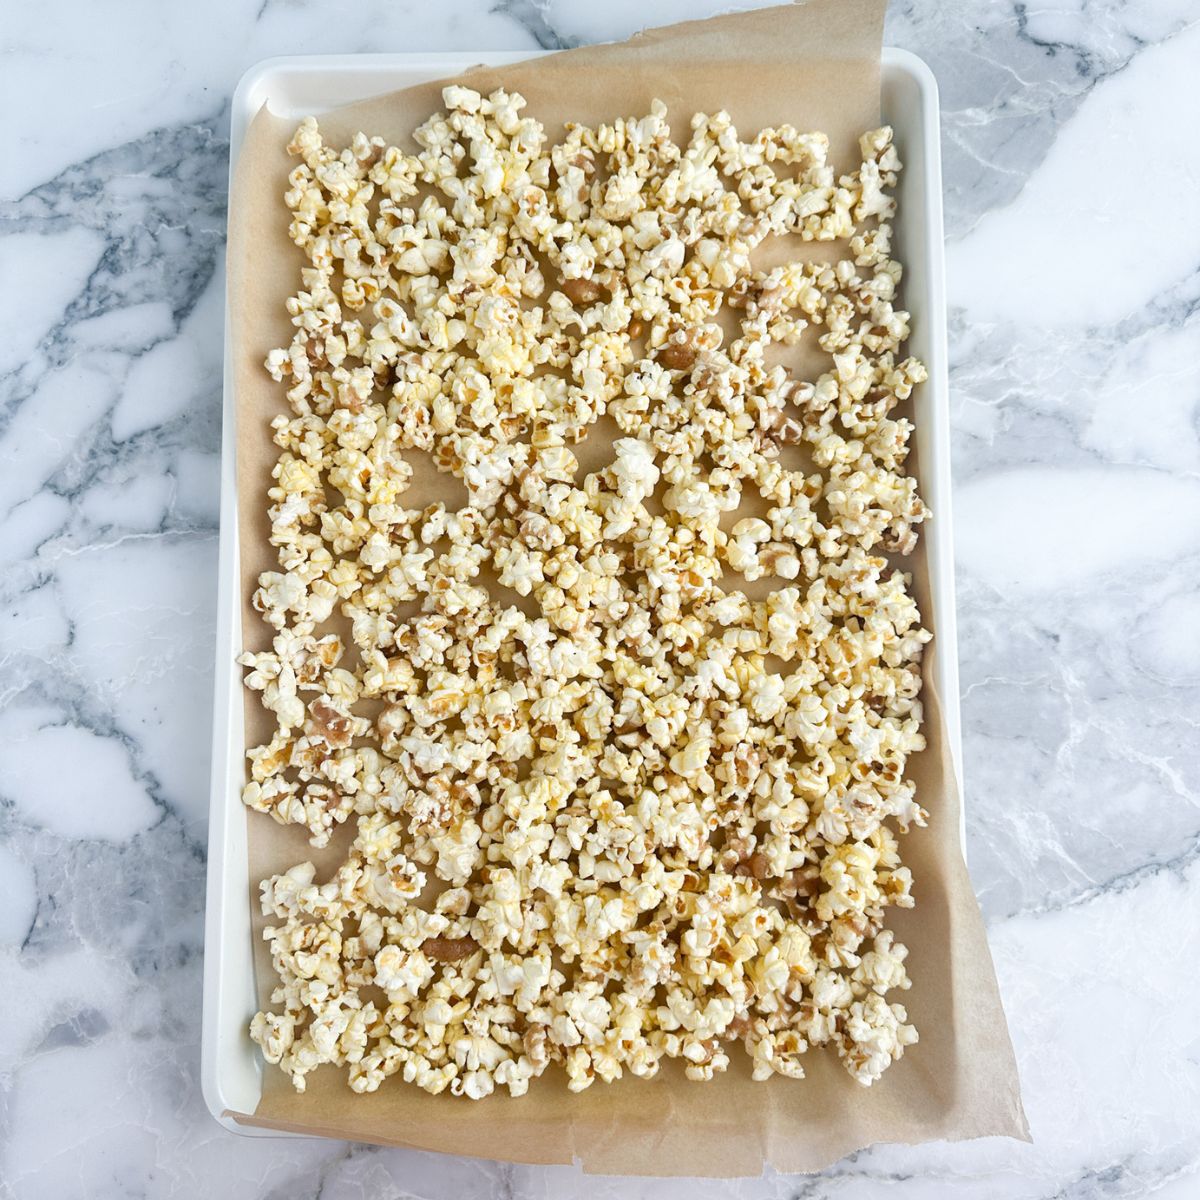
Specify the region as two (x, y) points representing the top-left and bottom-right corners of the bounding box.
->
(246, 89), (931, 1100)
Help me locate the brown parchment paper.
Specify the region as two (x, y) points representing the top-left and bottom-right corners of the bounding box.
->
(224, 0), (1028, 1175)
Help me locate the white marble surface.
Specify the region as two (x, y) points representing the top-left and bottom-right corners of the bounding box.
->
(3, 0), (1199, 1195)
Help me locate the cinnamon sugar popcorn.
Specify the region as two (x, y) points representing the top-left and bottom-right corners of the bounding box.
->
(243, 87), (930, 1099)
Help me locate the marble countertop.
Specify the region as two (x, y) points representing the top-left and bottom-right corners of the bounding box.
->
(3, 0), (1198, 1195)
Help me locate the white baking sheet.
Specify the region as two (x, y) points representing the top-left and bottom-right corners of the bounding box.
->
(201, 47), (959, 1135)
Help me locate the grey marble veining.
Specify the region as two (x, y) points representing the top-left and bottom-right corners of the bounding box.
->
(2, 1), (1198, 1196)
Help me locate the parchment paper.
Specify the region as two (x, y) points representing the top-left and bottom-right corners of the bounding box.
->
(223, 0), (1028, 1174)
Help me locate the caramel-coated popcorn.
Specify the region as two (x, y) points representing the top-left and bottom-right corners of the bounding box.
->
(244, 86), (931, 1099)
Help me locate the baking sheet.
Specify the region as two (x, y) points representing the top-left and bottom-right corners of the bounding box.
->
(221, 0), (1027, 1174)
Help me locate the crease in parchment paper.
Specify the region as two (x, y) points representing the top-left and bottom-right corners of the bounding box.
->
(224, 0), (1028, 1175)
